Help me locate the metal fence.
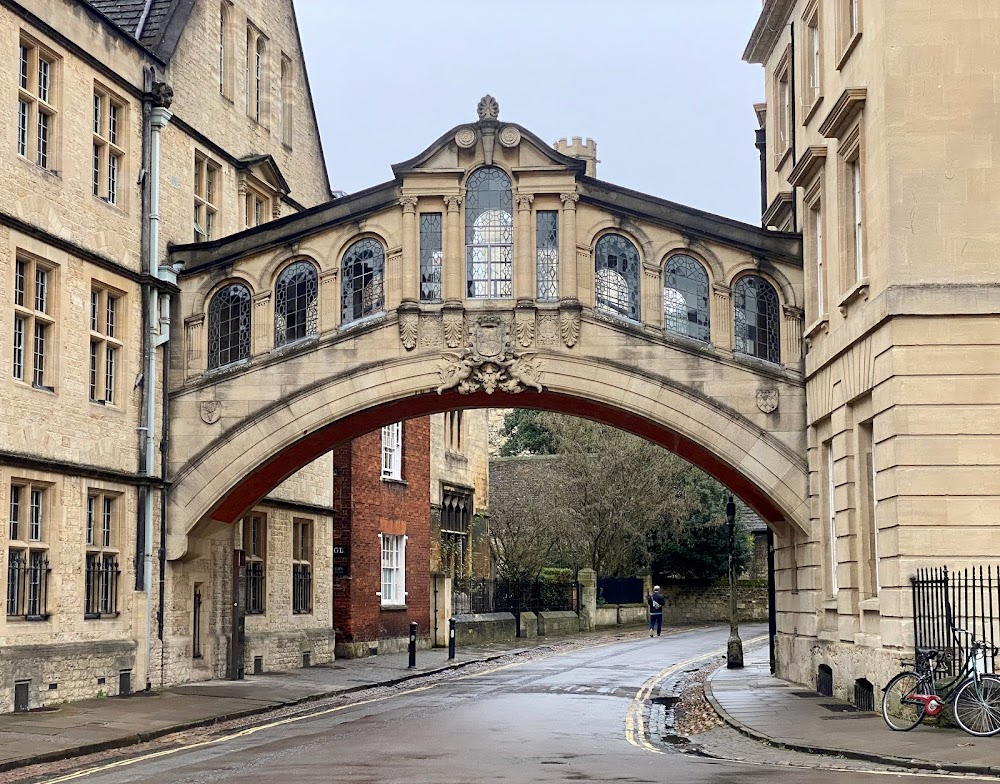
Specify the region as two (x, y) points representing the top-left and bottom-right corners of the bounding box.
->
(597, 577), (644, 605)
(911, 565), (999, 676)
(452, 578), (578, 616)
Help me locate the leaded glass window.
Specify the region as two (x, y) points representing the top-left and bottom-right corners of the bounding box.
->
(734, 275), (780, 364)
(420, 213), (443, 303)
(465, 167), (513, 299)
(664, 254), (710, 342)
(595, 234), (640, 320)
(536, 211), (559, 301)
(341, 238), (384, 324)
(274, 261), (318, 346)
(208, 283), (251, 369)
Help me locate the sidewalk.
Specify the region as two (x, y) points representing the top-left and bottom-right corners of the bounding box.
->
(706, 644), (1000, 776)
(0, 642), (532, 772)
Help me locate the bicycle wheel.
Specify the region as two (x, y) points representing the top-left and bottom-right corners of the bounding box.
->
(882, 671), (927, 731)
(952, 674), (1000, 737)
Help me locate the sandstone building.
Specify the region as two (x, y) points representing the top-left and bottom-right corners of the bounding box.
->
(745, 0), (1000, 695)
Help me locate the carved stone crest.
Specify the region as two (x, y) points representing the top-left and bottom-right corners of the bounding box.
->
(437, 317), (543, 395)
(399, 310), (418, 350)
(756, 388), (779, 414)
(477, 94), (499, 121)
(200, 401), (221, 425)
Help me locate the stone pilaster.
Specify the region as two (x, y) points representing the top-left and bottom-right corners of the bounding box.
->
(252, 292), (271, 356)
(712, 284), (733, 351)
(559, 193), (579, 302)
(320, 268), (339, 332)
(184, 314), (205, 378)
(443, 195), (463, 303)
(643, 262), (662, 328)
(783, 305), (804, 368)
(514, 193), (534, 303)
(400, 197), (419, 303)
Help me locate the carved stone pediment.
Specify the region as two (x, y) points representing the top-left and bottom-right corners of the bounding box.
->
(437, 316), (543, 395)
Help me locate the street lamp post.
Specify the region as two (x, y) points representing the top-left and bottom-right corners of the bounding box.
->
(726, 495), (744, 669)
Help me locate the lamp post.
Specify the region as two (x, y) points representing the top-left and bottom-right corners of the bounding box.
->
(726, 495), (744, 669)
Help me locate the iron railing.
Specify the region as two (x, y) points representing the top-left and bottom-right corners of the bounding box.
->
(597, 577), (644, 605)
(452, 578), (578, 615)
(292, 564), (312, 614)
(912, 565), (998, 676)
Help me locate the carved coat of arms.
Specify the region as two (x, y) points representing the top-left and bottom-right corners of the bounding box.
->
(437, 316), (543, 395)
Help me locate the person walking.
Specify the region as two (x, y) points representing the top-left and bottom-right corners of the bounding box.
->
(647, 585), (666, 637)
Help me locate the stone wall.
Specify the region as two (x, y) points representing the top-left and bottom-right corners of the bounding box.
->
(454, 612), (517, 646)
(659, 581), (769, 624)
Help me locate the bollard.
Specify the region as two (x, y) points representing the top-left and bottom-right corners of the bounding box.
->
(408, 621), (417, 669)
(448, 617), (456, 660)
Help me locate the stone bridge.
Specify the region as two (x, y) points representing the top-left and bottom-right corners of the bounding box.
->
(166, 97), (805, 560)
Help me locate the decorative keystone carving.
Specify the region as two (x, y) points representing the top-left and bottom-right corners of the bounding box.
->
(443, 308), (465, 348)
(398, 308), (419, 350)
(559, 302), (582, 348)
(477, 94), (499, 121)
(454, 127), (477, 149)
(756, 389), (779, 414)
(437, 315), (542, 395)
(200, 401), (221, 425)
(498, 125), (521, 147)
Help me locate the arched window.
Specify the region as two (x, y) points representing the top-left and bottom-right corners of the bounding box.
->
(664, 254), (710, 342)
(465, 167), (513, 299)
(341, 238), (384, 324)
(274, 260), (318, 346)
(208, 282), (251, 370)
(595, 234), (640, 320)
(734, 275), (780, 363)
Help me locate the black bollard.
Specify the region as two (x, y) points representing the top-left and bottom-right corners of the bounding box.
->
(408, 621), (417, 668)
(448, 617), (456, 660)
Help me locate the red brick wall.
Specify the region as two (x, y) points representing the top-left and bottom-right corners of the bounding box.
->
(332, 418), (430, 644)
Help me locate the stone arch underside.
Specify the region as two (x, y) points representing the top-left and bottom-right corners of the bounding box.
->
(166, 355), (808, 560)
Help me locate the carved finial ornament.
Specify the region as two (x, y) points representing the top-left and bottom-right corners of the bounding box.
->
(477, 94), (499, 121)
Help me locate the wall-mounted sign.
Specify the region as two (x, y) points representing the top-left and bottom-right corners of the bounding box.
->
(333, 545), (349, 558)
(334, 564), (349, 577)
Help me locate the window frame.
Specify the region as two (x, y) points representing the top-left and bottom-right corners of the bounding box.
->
(274, 260), (318, 347)
(379, 533), (406, 607)
(207, 281), (252, 370)
(16, 35), (59, 172)
(801, 0), (823, 122)
(92, 84), (126, 207)
(84, 490), (121, 619)
(773, 46), (792, 167)
(341, 238), (386, 324)
(535, 210), (559, 302)
(662, 253), (711, 343)
(245, 23), (268, 124)
(279, 53), (293, 148)
(419, 212), (443, 304)
(381, 421), (402, 481)
(12, 253), (56, 391)
(836, 0), (862, 69)
(242, 511), (266, 615)
(7, 480), (51, 621)
(733, 274), (782, 365)
(194, 152), (221, 241)
(465, 167), (514, 300)
(594, 233), (641, 322)
(89, 283), (123, 405)
(292, 518), (312, 614)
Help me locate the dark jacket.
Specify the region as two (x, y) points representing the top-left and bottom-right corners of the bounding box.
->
(648, 591), (666, 614)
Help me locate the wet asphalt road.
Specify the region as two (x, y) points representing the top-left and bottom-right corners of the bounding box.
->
(39, 625), (983, 784)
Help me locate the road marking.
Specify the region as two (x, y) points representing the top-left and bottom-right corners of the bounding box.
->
(624, 636), (1000, 781)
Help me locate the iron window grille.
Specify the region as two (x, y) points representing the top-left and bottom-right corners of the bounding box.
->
(208, 283), (251, 369)
(292, 519), (312, 614)
(274, 260), (318, 346)
(663, 254), (711, 342)
(419, 213), (443, 303)
(243, 512), (266, 614)
(595, 234), (640, 320)
(246, 561), (265, 614)
(341, 238), (385, 324)
(465, 167), (513, 299)
(84, 554), (119, 618)
(535, 211), (559, 301)
(733, 275), (781, 364)
(441, 489), (472, 580)
(7, 550), (50, 619)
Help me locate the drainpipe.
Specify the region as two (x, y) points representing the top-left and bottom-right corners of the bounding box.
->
(788, 21), (798, 232)
(755, 127), (767, 222)
(142, 80), (173, 692)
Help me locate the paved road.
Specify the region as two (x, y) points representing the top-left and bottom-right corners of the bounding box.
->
(38, 626), (996, 784)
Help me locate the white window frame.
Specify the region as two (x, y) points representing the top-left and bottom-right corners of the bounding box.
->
(852, 158), (864, 281)
(16, 36), (58, 171)
(825, 441), (838, 595)
(379, 533), (406, 606)
(381, 422), (402, 480)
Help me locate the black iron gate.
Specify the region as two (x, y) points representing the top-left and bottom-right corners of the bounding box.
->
(911, 565), (998, 676)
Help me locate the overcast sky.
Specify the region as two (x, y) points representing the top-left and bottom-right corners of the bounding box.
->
(294, 1), (764, 225)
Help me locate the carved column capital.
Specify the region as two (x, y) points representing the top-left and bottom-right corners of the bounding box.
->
(515, 194), (534, 211)
(560, 192), (580, 209)
(399, 196), (418, 213)
(444, 195), (463, 212)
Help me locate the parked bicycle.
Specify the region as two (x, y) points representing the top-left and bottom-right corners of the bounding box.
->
(881, 628), (1000, 736)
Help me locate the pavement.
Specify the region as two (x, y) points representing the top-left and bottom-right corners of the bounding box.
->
(706, 643), (1000, 776)
(1, 628), (997, 777)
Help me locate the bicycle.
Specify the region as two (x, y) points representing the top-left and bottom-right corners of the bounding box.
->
(881, 628), (1000, 736)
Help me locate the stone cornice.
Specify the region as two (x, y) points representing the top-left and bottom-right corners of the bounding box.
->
(761, 191), (794, 228)
(818, 88), (867, 139)
(788, 146), (828, 187)
(743, 0), (796, 64)
(578, 178), (801, 266)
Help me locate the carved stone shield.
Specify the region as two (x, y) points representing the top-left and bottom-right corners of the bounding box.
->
(756, 389), (779, 414)
(473, 319), (505, 359)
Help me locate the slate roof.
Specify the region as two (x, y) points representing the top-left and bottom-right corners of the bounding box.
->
(83, 0), (193, 60)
